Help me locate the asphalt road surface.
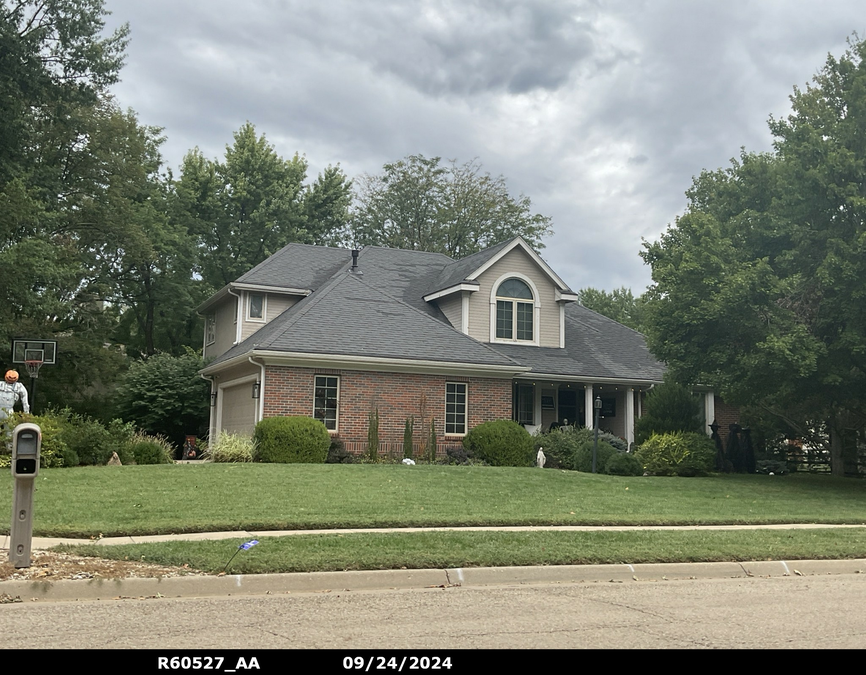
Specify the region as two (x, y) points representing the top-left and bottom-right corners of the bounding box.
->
(2, 573), (865, 653)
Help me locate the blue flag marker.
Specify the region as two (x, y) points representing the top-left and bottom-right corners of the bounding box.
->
(223, 540), (261, 573)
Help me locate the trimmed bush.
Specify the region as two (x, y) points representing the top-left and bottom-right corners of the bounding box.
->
(574, 440), (618, 473)
(204, 432), (256, 463)
(253, 416), (330, 464)
(462, 420), (534, 467)
(128, 432), (175, 464)
(604, 451), (643, 476)
(636, 432), (716, 476)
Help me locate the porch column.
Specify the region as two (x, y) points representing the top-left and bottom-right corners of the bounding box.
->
(626, 388), (635, 448)
(584, 385), (594, 430)
(704, 392), (715, 436)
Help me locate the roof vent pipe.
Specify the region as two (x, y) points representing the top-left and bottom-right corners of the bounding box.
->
(351, 249), (362, 274)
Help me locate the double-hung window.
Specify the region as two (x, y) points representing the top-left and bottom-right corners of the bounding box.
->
(496, 278), (534, 342)
(314, 376), (339, 431)
(247, 293), (265, 321)
(445, 382), (467, 435)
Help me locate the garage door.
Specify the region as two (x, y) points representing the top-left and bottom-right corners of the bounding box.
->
(220, 383), (257, 436)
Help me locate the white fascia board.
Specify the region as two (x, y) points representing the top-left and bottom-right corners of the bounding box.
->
(203, 350), (529, 379)
(468, 237), (573, 292)
(197, 283), (311, 314)
(422, 282), (479, 302)
(232, 282), (311, 296)
(513, 373), (663, 387)
(196, 286), (231, 314)
(555, 290), (580, 303)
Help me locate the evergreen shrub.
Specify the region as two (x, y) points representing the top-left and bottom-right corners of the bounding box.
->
(253, 416), (330, 464)
(604, 451), (643, 476)
(462, 420), (533, 467)
(574, 440), (618, 473)
(128, 432), (175, 464)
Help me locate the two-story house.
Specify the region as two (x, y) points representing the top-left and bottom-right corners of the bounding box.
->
(199, 236), (686, 452)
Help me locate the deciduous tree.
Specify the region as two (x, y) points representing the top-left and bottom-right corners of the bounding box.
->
(641, 36), (866, 475)
(351, 155), (552, 258)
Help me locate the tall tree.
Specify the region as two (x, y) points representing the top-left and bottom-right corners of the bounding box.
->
(351, 155), (553, 258)
(577, 287), (646, 332)
(179, 123), (352, 290)
(641, 36), (866, 475)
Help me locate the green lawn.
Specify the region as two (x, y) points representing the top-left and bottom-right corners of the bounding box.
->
(2, 463), (865, 538)
(59, 528), (866, 574)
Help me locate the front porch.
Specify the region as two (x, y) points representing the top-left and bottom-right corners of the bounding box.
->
(512, 378), (651, 447)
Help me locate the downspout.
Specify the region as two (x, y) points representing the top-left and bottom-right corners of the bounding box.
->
(249, 356), (266, 424)
(227, 287), (243, 344)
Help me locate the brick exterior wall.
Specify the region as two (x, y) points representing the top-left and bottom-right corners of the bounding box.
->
(263, 366), (513, 451)
(713, 395), (741, 446)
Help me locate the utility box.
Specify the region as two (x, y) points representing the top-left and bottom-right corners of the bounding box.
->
(9, 422), (41, 568)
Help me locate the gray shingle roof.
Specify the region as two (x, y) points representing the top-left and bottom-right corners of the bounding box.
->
(427, 239), (512, 294)
(204, 239), (664, 383)
(491, 304), (665, 381)
(236, 243), (351, 289)
(209, 271), (521, 369)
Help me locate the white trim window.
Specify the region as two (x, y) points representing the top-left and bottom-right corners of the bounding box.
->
(495, 278), (534, 341)
(313, 375), (339, 431)
(445, 382), (467, 435)
(247, 292), (266, 321)
(206, 314), (216, 345)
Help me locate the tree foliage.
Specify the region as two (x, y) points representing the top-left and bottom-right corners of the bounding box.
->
(577, 287), (647, 332)
(114, 350), (210, 450)
(634, 381), (703, 445)
(177, 122), (352, 290)
(641, 36), (866, 474)
(351, 155), (553, 258)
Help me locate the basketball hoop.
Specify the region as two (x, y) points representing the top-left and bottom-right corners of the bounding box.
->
(24, 360), (43, 379)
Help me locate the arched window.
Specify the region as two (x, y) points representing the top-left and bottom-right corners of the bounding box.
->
(496, 278), (534, 341)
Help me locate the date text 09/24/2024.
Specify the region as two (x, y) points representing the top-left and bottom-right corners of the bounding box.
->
(155, 655), (455, 672)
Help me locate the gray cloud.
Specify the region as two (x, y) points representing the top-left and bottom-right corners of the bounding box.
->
(103, 0), (863, 294)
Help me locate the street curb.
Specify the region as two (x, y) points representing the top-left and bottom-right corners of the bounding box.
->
(2, 559), (865, 603)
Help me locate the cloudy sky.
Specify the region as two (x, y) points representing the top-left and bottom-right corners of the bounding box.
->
(102, 1), (862, 294)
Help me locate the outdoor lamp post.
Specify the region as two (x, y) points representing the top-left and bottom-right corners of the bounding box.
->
(592, 395), (602, 473)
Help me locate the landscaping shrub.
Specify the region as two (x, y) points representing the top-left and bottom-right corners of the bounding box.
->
(403, 416), (414, 459)
(534, 426), (593, 469)
(598, 432), (628, 453)
(128, 432), (175, 464)
(604, 451), (643, 476)
(636, 432), (716, 476)
(8, 410), (134, 467)
(253, 416), (330, 463)
(7, 411), (68, 468)
(462, 420), (534, 467)
(204, 432), (256, 463)
(325, 438), (353, 464)
(634, 381), (703, 444)
(367, 408), (379, 460)
(573, 440), (618, 473)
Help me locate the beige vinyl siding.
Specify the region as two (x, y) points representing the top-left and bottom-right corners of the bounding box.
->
(468, 247), (561, 347)
(220, 382), (257, 436)
(436, 293), (464, 332)
(205, 296), (239, 360)
(240, 293), (300, 342)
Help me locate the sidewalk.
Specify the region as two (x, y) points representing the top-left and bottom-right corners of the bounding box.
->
(3, 524), (866, 603)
